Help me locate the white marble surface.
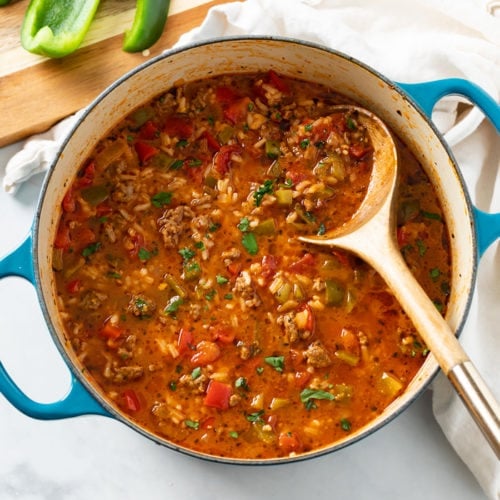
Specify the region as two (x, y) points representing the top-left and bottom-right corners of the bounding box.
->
(0, 133), (489, 500)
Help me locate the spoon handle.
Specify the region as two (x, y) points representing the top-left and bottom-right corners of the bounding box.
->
(371, 239), (500, 458)
(448, 361), (500, 458)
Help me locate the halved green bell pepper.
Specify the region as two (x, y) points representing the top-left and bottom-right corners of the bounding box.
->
(123, 0), (170, 53)
(21, 0), (101, 58)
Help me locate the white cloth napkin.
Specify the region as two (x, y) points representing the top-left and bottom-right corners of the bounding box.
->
(2, 0), (499, 497)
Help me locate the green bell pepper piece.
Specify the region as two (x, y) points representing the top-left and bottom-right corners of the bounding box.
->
(21, 0), (101, 58)
(123, 0), (171, 53)
(0, 1), (13, 6)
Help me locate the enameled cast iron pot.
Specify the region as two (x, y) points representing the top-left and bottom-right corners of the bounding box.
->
(1, 37), (499, 464)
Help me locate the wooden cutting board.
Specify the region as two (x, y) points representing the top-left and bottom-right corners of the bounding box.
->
(0, 0), (235, 147)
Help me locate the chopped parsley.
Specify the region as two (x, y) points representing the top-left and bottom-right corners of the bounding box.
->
(300, 388), (335, 410)
(151, 191), (173, 207)
(246, 410), (265, 423)
(421, 210), (442, 221)
(264, 355), (285, 372)
(185, 419), (200, 430)
(416, 239), (427, 256)
(235, 377), (249, 391)
(179, 247), (196, 261)
(216, 274), (229, 285)
(82, 242), (101, 258)
(237, 217), (251, 232)
(346, 116), (357, 130)
(253, 179), (274, 206)
(241, 232), (258, 255)
(340, 418), (352, 431)
(138, 247), (157, 262)
(169, 159), (184, 170)
(430, 268), (441, 282)
(188, 158), (202, 167)
(164, 296), (183, 315)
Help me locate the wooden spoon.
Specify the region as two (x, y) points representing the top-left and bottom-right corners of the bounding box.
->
(299, 106), (500, 458)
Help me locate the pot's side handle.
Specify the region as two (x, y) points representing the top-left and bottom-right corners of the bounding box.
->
(473, 208), (500, 258)
(398, 78), (500, 257)
(0, 235), (110, 419)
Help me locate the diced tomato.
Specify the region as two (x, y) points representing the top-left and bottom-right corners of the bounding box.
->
(77, 161), (95, 188)
(215, 86), (239, 105)
(62, 189), (76, 213)
(278, 431), (302, 454)
(268, 70), (290, 94)
(288, 252), (315, 274)
(397, 226), (410, 247)
(202, 130), (221, 152)
(330, 112), (348, 134)
(261, 255), (278, 282)
(349, 143), (372, 159)
(139, 120), (159, 140)
(285, 168), (308, 185)
(204, 380), (231, 410)
(288, 348), (304, 369)
(96, 202), (113, 218)
(127, 231), (144, 258)
(177, 327), (194, 355)
(191, 340), (221, 366)
(134, 141), (159, 163)
(54, 224), (71, 250)
(331, 249), (351, 268)
(73, 227), (96, 249)
(224, 96), (252, 125)
(266, 414), (279, 432)
(66, 279), (81, 294)
(200, 416), (216, 429)
(183, 158), (205, 185)
(211, 325), (235, 345)
(100, 320), (124, 340)
(296, 303), (315, 333)
(226, 261), (241, 277)
(294, 370), (311, 389)
(340, 328), (361, 357)
(122, 389), (141, 412)
(243, 355), (263, 375)
(214, 145), (241, 176)
(163, 115), (193, 139)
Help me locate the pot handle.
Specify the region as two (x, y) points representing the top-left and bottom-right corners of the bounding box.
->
(398, 78), (500, 256)
(0, 235), (110, 419)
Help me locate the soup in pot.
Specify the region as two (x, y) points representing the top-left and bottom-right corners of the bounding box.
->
(52, 71), (451, 459)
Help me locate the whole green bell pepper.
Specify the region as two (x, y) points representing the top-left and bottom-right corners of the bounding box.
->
(21, 0), (101, 58)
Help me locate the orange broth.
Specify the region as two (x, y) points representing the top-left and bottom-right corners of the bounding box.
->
(52, 71), (451, 459)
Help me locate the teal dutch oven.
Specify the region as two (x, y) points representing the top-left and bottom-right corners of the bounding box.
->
(0, 37), (499, 464)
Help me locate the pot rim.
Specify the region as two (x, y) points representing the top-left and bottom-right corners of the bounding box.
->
(32, 35), (478, 465)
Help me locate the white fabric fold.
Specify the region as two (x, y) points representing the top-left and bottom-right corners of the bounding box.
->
(2, 1), (499, 498)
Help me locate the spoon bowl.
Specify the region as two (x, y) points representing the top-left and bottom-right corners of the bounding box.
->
(299, 106), (500, 457)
